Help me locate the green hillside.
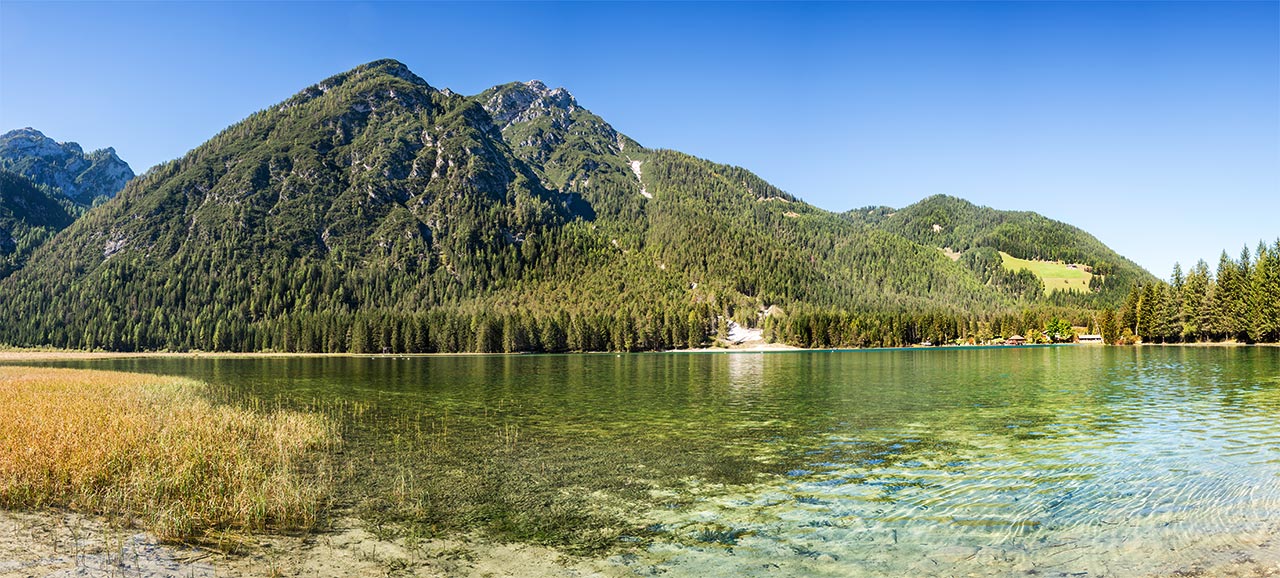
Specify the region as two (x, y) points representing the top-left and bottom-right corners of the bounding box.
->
(0, 169), (76, 278)
(868, 194), (1154, 305)
(0, 60), (1152, 352)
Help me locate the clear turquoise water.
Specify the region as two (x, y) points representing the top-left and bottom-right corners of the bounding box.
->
(18, 346), (1280, 576)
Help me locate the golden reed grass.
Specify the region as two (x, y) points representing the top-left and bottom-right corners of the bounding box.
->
(0, 366), (336, 542)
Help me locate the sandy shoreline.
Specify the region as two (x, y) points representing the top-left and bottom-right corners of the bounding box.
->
(0, 509), (626, 578)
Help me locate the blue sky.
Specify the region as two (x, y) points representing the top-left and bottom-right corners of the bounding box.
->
(2, 1), (1276, 276)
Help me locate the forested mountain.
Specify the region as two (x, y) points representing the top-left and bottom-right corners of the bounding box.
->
(0, 60), (1154, 352)
(475, 81), (1012, 312)
(853, 195), (1154, 305)
(0, 128), (134, 206)
(0, 170), (76, 278)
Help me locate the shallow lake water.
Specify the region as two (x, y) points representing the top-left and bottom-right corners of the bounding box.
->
(18, 346), (1280, 576)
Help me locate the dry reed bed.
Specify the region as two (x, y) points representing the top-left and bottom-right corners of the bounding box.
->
(0, 365), (336, 543)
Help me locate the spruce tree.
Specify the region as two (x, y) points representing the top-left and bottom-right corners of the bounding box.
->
(1216, 251), (1244, 340)
(1250, 240), (1280, 343)
(1100, 308), (1121, 345)
(1121, 288), (1140, 335)
(1180, 260), (1210, 341)
(1136, 284), (1158, 341)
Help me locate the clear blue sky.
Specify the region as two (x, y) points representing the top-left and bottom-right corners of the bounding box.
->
(2, 1), (1276, 277)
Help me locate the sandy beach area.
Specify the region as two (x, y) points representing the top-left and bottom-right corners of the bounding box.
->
(0, 510), (626, 578)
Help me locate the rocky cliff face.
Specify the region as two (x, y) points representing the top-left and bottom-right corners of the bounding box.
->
(481, 80), (579, 128)
(0, 128), (135, 205)
(475, 81), (637, 197)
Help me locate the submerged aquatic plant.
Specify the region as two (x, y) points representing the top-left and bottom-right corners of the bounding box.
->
(693, 523), (750, 546)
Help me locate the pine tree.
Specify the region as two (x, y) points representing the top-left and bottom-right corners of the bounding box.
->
(1250, 240), (1280, 343)
(1155, 283), (1178, 343)
(1216, 251), (1244, 340)
(1165, 264), (1184, 342)
(350, 317), (371, 354)
(686, 310), (702, 349)
(1100, 308), (1120, 345)
(502, 315), (519, 353)
(1180, 260), (1210, 341)
(1237, 245), (1255, 342)
(1135, 284), (1157, 341)
(1121, 288), (1140, 335)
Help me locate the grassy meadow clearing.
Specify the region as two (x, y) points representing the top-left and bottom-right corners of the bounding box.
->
(999, 251), (1094, 293)
(0, 365), (337, 547)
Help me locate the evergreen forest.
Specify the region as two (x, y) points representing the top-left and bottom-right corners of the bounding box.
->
(1104, 241), (1280, 345)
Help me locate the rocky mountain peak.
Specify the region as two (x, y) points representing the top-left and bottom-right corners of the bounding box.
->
(479, 80), (579, 127)
(359, 58), (431, 87)
(279, 59), (437, 114)
(0, 128), (134, 205)
(522, 80), (576, 106)
(0, 128), (66, 158)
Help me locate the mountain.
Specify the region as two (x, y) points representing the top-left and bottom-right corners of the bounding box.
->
(0, 170), (76, 278)
(853, 194), (1155, 305)
(0, 60), (1150, 352)
(472, 81), (1006, 312)
(0, 128), (135, 206)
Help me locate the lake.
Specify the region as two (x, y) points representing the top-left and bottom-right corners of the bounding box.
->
(17, 346), (1280, 576)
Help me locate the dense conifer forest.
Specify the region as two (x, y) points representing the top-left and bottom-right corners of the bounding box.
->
(0, 169), (77, 278)
(1107, 241), (1280, 345)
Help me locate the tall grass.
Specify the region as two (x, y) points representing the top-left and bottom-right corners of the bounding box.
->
(0, 366), (337, 543)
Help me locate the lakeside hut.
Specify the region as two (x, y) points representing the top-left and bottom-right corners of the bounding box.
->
(1005, 335), (1026, 346)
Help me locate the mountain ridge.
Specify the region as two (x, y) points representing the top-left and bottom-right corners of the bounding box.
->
(0, 127), (134, 206)
(0, 59), (1151, 352)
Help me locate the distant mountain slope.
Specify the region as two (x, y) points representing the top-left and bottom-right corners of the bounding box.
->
(859, 194), (1154, 304)
(474, 82), (1005, 313)
(0, 169), (75, 278)
(0, 60), (1151, 352)
(0, 128), (134, 206)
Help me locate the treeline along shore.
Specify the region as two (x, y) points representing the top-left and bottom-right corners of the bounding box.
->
(1099, 240), (1280, 345)
(2, 238), (1274, 353)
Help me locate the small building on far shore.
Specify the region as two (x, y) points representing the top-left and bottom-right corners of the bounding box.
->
(1078, 334), (1103, 344)
(1005, 335), (1026, 346)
